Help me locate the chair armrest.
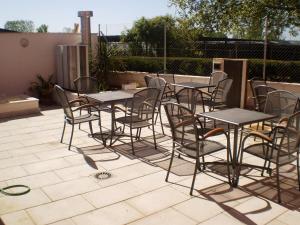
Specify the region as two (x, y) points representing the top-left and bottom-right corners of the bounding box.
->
(201, 91), (212, 98)
(248, 131), (273, 142)
(72, 103), (99, 112)
(112, 105), (127, 113)
(278, 117), (288, 124)
(203, 128), (225, 139)
(174, 118), (194, 129)
(69, 98), (87, 105)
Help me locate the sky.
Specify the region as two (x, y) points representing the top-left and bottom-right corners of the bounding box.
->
(0, 0), (177, 34)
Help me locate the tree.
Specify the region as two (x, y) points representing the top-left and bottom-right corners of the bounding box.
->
(122, 15), (190, 56)
(4, 20), (34, 32)
(37, 24), (48, 33)
(169, 0), (300, 40)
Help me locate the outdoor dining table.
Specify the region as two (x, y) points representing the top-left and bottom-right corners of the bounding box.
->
(171, 81), (214, 89)
(200, 108), (277, 186)
(86, 90), (134, 145)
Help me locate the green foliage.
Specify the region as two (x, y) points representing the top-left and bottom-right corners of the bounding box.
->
(89, 39), (127, 90)
(121, 15), (196, 57)
(169, 0), (300, 40)
(37, 24), (48, 33)
(4, 20), (34, 32)
(29, 74), (54, 98)
(113, 56), (300, 83)
(112, 56), (212, 75)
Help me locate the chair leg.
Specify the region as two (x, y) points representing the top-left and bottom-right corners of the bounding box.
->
(297, 152), (300, 191)
(159, 108), (165, 135)
(166, 143), (175, 182)
(130, 127), (135, 155)
(79, 109), (82, 130)
(276, 164), (282, 203)
(88, 121), (93, 135)
(190, 159), (199, 195)
(98, 111), (106, 147)
(201, 156), (206, 170)
(68, 124), (74, 150)
(60, 121), (66, 143)
(152, 121), (157, 149)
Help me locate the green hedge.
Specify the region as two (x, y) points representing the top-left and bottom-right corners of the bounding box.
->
(112, 56), (300, 83)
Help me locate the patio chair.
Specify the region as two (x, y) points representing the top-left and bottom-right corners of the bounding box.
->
(148, 77), (173, 134)
(249, 77), (267, 111)
(254, 85), (276, 113)
(144, 75), (153, 87)
(239, 111), (300, 203)
(111, 87), (160, 155)
(208, 71), (228, 94)
(73, 76), (108, 133)
(203, 78), (233, 111)
(264, 90), (299, 128)
(54, 85), (101, 150)
(164, 103), (231, 195)
(176, 88), (212, 134)
(157, 69), (176, 98)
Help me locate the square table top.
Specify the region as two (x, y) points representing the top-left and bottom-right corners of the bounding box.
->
(86, 90), (134, 104)
(200, 108), (277, 126)
(172, 82), (214, 89)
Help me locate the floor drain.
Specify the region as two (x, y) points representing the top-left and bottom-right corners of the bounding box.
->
(94, 172), (111, 180)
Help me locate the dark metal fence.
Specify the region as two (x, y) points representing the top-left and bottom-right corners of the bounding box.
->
(101, 33), (300, 83)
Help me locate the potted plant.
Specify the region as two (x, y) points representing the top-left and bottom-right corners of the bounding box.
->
(29, 74), (54, 105)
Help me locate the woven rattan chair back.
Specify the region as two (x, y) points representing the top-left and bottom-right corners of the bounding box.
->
(74, 76), (100, 95)
(208, 71), (228, 93)
(54, 85), (73, 119)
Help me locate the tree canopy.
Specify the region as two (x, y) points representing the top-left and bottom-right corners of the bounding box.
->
(37, 24), (48, 33)
(169, 0), (300, 40)
(121, 15), (192, 56)
(4, 20), (35, 32)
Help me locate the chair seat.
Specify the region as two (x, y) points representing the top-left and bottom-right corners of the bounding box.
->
(68, 114), (99, 124)
(243, 143), (298, 165)
(177, 140), (226, 158)
(115, 115), (151, 128)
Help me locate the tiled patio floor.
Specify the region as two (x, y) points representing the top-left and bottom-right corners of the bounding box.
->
(0, 107), (299, 225)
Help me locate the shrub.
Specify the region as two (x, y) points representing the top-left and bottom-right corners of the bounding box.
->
(112, 56), (300, 83)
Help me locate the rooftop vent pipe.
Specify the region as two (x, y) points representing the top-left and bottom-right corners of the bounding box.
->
(78, 11), (93, 48)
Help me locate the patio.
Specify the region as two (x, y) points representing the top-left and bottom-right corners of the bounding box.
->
(0, 105), (299, 225)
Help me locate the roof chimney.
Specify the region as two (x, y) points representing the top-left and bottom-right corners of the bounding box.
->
(78, 11), (93, 48)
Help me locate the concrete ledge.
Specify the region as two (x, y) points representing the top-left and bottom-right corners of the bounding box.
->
(0, 95), (40, 118)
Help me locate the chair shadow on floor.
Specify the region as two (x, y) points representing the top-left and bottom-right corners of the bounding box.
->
(196, 163), (300, 222)
(75, 145), (121, 170)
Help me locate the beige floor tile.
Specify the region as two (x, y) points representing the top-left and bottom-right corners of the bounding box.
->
(27, 196), (94, 225)
(35, 148), (76, 160)
(126, 186), (189, 216)
(199, 212), (246, 225)
(0, 151), (11, 160)
(83, 182), (144, 208)
(97, 162), (160, 188)
(276, 210), (300, 225)
(23, 158), (72, 175)
(230, 197), (287, 224)
(0, 154), (39, 169)
(173, 197), (223, 222)
(0, 142), (23, 151)
(128, 171), (170, 192)
(267, 219), (288, 225)
(1, 210), (35, 225)
(73, 202), (143, 225)
(54, 164), (101, 181)
(128, 208), (197, 225)
(50, 219), (77, 225)
(42, 177), (100, 201)
(0, 189), (50, 214)
(0, 166), (28, 181)
(6, 171), (62, 189)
